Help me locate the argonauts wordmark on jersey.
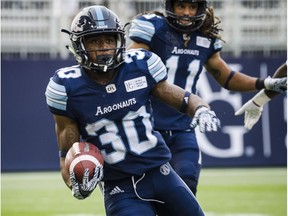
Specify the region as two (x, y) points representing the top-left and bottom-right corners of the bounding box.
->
(171, 46), (199, 55)
(95, 98), (137, 116)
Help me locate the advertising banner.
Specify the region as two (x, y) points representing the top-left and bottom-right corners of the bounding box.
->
(196, 58), (286, 167)
(1, 58), (286, 171)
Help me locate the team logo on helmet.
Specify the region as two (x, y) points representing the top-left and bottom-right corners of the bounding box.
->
(62, 6), (126, 72)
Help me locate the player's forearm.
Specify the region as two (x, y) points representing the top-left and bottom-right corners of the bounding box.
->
(186, 94), (210, 117)
(224, 71), (258, 92)
(60, 157), (72, 189)
(151, 81), (209, 116)
(127, 41), (150, 50)
(53, 115), (80, 190)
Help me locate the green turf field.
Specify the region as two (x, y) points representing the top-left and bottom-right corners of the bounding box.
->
(1, 167), (286, 216)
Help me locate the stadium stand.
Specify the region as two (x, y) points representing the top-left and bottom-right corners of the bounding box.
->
(1, 0), (287, 59)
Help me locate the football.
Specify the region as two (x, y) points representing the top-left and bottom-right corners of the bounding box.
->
(65, 142), (104, 183)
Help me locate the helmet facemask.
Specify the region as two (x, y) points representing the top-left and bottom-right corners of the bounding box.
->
(164, 0), (207, 33)
(78, 33), (125, 72)
(62, 6), (126, 72)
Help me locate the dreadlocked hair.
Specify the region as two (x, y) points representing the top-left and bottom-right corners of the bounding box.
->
(199, 6), (225, 42)
(133, 9), (224, 42)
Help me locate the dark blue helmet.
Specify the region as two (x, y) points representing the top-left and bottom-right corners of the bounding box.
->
(64, 6), (126, 72)
(163, 0), (207, 33)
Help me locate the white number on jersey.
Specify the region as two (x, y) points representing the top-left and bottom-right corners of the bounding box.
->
(57, 66), (82, 79)
(166, 56), (201, 91)
(85, 105), (157, 164)
(125, 50), (146, 63)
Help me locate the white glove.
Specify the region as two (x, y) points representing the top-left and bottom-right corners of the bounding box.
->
(235, 89), (271, 130)
(264, 76), (287, 93)
(235, 100), (263, 130)
(191, 106), (221, 133)
(70, 166), (103, 200)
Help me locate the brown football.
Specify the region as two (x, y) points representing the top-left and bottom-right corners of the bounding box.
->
(65, 142), (104, 182)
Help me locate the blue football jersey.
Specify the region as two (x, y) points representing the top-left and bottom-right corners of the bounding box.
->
(45, 49), (171, 181)
(129, 14), (222, 130)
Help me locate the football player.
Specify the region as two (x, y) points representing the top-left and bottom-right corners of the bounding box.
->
(235, 63), (287, 129)
(45, 5), (221, 216)
(128, 0), (287, 195)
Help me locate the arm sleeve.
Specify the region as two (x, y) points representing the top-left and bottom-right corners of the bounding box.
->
(146, 51), (167, 83)
(45, 75), (69, 116)
(129, 15), (156, 47)
(210, 38), (222, 56)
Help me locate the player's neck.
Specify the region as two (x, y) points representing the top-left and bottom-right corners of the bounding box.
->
(85, 68), (117, 85)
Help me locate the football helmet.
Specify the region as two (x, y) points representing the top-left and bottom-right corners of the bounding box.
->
(163, 0), (207, 33)
(63, 6), (126, 72)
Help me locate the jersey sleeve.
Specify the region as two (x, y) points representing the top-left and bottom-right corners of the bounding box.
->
(125, 49), (167, 84)
(212, 38), (222, 55)
(129, 14), (158, 47)
(146, 51), (167, 83)
(45, 74), (69, 116)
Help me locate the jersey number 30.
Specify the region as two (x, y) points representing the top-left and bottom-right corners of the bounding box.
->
(85, 106), (157, 164)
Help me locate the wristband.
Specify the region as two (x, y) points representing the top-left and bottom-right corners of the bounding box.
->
(195, 105), (208, 112)
(59, 150), (67, 158)
(223, 71), (235, 90)
(252, 89), (271, 106)
(255, 78), (265, 90)
(179, 91), (191, 113)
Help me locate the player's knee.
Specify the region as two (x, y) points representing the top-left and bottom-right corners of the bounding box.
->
(182, 178), (198, 195)
(173, 161), (200, 195)
(159, 187), (204, 216)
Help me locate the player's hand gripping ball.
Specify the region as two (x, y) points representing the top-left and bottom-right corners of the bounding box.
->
(65, 142), (104, 183)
